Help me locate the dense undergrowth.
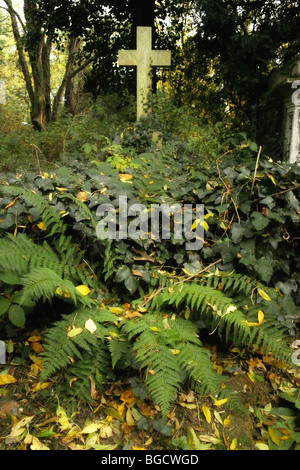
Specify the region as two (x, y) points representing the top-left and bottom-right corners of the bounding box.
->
(0, 94), (300, 449)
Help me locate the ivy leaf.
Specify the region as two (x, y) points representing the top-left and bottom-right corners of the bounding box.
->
(124, 274), (138, 294)
(0, 271), (20, 285)
(8, 304), (26, 328)
(0, 297), (11, 316)
(231, 223), (245, 244)
(251, 212), (269, 231)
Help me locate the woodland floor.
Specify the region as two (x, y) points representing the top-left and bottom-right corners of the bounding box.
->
(0, 329), (299, 451)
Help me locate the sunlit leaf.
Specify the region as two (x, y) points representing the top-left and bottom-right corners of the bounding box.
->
(257, 288), (271, 301)
(268, 426), (280, 446)
(126, 407), (135, 427)
(67, 327), (83, 338)
(0, 374), (17, 385)
(99, 424), (113, 438)
(56, 405), (72, 432)
(76, 285), (91, 296)
(81, 422), (104, 434)
(30, 436), (50, 450)
(255, 442), (270, 450)
(230, 438), (237, 450)
(202, 405), (211, 424)
(77, 191), (88, 202)
(37, 222), (47, 231)
(213, 397), (228, 407)
(85, 319), (97, 334)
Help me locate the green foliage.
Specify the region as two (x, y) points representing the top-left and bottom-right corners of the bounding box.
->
(193, 0), (300, 132)
(0, 117), (299, 420)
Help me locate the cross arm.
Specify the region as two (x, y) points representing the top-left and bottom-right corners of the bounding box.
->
(118, 50), (138, 67)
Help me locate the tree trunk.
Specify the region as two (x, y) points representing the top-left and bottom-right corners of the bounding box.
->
(4, 0), (92, 131)
(51, 37), (92, 121)
(23, 0), (53, 130)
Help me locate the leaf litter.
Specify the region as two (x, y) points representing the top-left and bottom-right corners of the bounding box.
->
(0, 330), (300, 451)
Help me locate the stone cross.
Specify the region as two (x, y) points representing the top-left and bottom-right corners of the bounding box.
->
(118, 27), (171, 120)
(0, 80), (5, 105)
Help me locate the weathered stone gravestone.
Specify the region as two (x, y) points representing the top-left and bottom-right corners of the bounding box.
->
(0, 80), (6, 105)
(268, 58), (300, 164)
(118, 27), (171, 120)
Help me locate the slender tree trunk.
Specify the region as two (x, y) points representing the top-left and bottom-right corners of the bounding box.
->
(51, 36), (90, 122)
(3, 0), (34, 107)
(4, 0), (92, 131)
(23, 0), (53, 130)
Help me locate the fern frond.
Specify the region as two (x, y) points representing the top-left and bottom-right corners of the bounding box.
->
(40, 308), (114, 382)
(150, 278), (293, 364)
(0, 186), (65, 235)
(108, 338), (131, 369)
(133, 331), (182, 419)
(178, 343), (224, 396)
(66, 349), (110, 402)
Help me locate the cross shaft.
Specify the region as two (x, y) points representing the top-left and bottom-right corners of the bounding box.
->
(118, 27), (171, 120)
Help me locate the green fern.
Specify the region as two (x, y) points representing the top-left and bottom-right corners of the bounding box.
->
(65, 349), (111, 403)
(40, 307), (115, 382)
(122, 313), (222, 419)
(0, 186), (65, 236)
(150, 273), (293, 363)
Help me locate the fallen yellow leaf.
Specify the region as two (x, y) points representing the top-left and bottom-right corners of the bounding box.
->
(4, 197), (18, 211)
(213, 397), (228, 407)
(76, 285), (91, 296)
(202, 405), (211, 424)
(0, 374), (17, 386)
(77, 191), (88, 202)
(36, 221), (47, 231)
(255, 442), (269, 450)
(81, 422), (104, 434)
(30, 342), (45, 354)
(258, 288), (271, 302)
(126, 407), (135, 427)
(56, 405), (72, 432)
(27, 336), (43, 343)
(109, 306), (124, 315)
(10, 416), (34, 437)
(119, 174), (133, 182)
(99, 424), (113, 438)
(30, 436), (50, 450)
(245, 310), (264, 327)
(85, 319), (97, 334)
(170, 349), (181, 355)
(120, 389), (136, 405)
(223, 416), (231, 427)
(230, 438), (238, 450)
(178, 402), (197, 409)
(258, 310), (264, 325)
(149, 327), (160, 332)
(67, 327), (83, 338)
(268, 426), (280, 446)
(214, 410), (223, 425)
